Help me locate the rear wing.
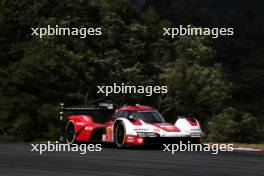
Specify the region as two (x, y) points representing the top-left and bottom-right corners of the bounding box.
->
(59, 103), (114, 120)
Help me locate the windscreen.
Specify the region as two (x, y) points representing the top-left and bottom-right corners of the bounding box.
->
(130, 110), (166, 123)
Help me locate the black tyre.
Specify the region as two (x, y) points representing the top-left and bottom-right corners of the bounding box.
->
(115, 122), (126, 148)
(190, 137), (202, 144)
(65, 120), (76, 144)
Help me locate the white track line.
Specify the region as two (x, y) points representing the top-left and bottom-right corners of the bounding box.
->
(234, 147), (264, 153)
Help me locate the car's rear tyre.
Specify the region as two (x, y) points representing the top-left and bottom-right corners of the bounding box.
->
(115, 122), (126, 148)
(65, 120), (76, 144)
(190, 137), (202, 144)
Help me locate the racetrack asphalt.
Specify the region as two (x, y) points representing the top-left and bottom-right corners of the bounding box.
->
(0, 144), (263, 176)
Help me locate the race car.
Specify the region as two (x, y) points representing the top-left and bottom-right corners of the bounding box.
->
(59, 103), (203, 147)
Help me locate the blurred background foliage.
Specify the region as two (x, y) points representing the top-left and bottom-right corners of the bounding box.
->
(0, 0), (263, 143)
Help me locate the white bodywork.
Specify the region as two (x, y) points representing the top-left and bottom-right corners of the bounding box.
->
(113, 117), (203, 138)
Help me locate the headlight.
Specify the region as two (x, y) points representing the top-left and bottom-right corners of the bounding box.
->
(137, 132), (159, 137)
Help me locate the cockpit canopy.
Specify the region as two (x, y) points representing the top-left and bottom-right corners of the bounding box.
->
(115, 110), (165, 123)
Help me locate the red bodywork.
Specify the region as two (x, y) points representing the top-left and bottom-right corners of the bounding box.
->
(117, 105), (154, 111)
(66, 105), (155, 143)
(67, 115), (108, 142)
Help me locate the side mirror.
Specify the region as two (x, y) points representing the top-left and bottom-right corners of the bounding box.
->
(128, 115), (135, 119)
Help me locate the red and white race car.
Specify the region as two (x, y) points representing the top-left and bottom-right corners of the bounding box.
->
(59, 103), (203, 147)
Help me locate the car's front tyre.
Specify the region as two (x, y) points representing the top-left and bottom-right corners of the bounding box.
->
(115, 122), (126, 148)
